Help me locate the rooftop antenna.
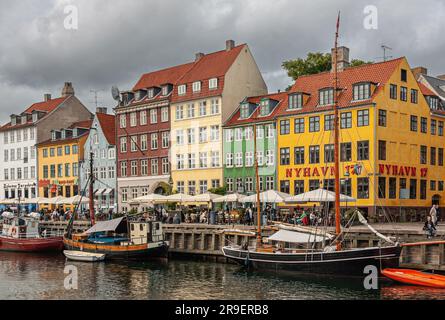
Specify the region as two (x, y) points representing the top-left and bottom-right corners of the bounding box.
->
(378, 45), (393, 62)
(111, 86), (121, 103)
(90, 89), (103, 108)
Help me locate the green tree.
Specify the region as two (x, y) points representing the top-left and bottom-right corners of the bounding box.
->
(282, 52), (372, 81)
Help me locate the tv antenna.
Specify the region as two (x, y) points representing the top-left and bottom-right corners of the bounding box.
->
(377, 45), (393, 62)
(111, 86), (121, 103)
(90, 89), (103, 108)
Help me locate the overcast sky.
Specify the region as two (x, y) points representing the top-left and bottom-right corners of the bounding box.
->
(0, 0), (444, 123)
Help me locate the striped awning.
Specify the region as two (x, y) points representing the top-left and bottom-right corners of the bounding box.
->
(102, 188), (114, 195)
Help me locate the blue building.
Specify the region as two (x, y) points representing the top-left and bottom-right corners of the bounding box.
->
(80, 108), (117, 213)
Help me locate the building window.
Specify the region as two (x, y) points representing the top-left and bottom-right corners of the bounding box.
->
(149, 109), (157, 124)
(280, 120), (290, 135)
(439, 148), (444, 166)
(289, 94), (303, 110)
(120, 161), (127, 177)
(140, 134), (148, 151)
(410, 179), (417, 199)
(357, 141), (369, 160)
(309, 146), (320, 164)
(151, 159), (159, 176)
(187, 103), (195, 118)
(212, 179), (220, 189)
(439, 121), (444, 136)
(428, 97), (440, 110)
(141, 160), (148, 176)
(176, 105), (184, 120)
(431, 120), (437, 135)
(235, 152), (243, 167)
(324, 144), (334, 163)
(439, 181), (444, 192)
(130, 161), (138, 176)
(309, 116), (320, 132)
(378, 110), (387, 127)
(188, 154), (196, 169)
(400, 86), (407, 102)
(357, 109), (369, 127)
(187, 128), (195, 145)
(420, 146), (427, 164)
(188, 181), (196, 196)
(198, 101), (207, 117)
(357, 178), (369, 199)
(108, 166), (115, 179)
(130, 136), (138, 152)
(401, 69), (407, 82)
(120, 137), (127, 153)
(294, 147), (304, 165)
(341, 112), (352, 129)
(121, 188), (128, 203)
(192, 81), (201, 93)
(420, 180), (427, 200)
(280, 180), (290, 194)
(199, 152), (208, 168)
(226, 178), (234, 193)
(323, 179), (335, 192)
(294, 180), (304, 195)
(431, 180), (437, 191)
(210, 126), (219, 141)
(319, 88), (334, 106)
(245, 152), (254, 167)
(378, 140), (386, 161)
(162, 86), (169, 96)
(378, 177), (386, 199)
(162, 158), (169, 175)
(211, 151), (220, 167)
(199, 180), (208, 194)
(178, 85), (186, 95)
(160, 107), (169, 122)
(389, 178), (397, 199)
(309, 180), (320, 191)
(431, 147), (436, 166)
(245, 127), (253, 140)
(256, 126), (264, 139)
(340, 179), (352, 196)
(324, 114), (334, 131)
(266, 176), (274, 190)
(130, 112), (137, 127)
(353, 83), (371, 101)
(161, 132), (169, 148)
(245, 177), (253, 193)
(209, 78), (218, 89)
(410, 115), (418, 132)
(211, 99), (220, 115)
(390, 84), (397, 99)
(280, 148), (290, 165)
(340, 143), (352, 162)
(256, 151), (264, 166)
(225, 153), (233, 167)
(411, 89), (418, 104)
(294, 118), (304, 133)
(421, 117), (427, 133)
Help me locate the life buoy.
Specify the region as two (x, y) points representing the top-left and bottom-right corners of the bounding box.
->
(11, 227), (17, 237)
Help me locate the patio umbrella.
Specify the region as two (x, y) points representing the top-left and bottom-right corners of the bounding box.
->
(130, 194), (167, 205)
(1, 211), (14, 218)
(213, 193), (246, 203)
(162, 193), (195, 204)
(26, 197), (51, 204)
(46, 196), (68, 205)
(60, 195), (91, 205)
(285, 188), (356, 203)
(190, 192), (221, 203)
(241, 190), (291, 204)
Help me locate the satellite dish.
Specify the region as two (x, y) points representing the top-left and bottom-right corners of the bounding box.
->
(111, 86), (121, 101)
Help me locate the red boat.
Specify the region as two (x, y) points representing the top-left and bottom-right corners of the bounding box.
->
(0, 216), (63, 252)
(382, 268), (445, 288)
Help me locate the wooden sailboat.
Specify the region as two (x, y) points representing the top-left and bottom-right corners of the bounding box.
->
(222, 13), (402, 276)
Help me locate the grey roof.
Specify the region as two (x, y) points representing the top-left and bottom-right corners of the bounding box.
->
(422, 75), (445, 100)
(85, 217), (125, 234)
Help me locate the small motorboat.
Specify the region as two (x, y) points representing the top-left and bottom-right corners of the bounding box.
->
(64, 250), (106, 262)
(382, 269), (445, 288)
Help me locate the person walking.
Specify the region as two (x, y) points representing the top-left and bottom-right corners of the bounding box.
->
(424, 215), (437, 239)
(430, 205), (438, 227)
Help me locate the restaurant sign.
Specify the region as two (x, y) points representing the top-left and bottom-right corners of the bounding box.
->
(379, 164), (427, 178)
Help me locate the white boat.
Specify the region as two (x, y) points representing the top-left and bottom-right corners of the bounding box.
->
(63, 250), (106, 262)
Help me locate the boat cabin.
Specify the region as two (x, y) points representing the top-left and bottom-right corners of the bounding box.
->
(1, 217), (39, 239)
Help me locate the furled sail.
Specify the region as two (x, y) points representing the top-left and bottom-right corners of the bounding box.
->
(356, 211), (396, 244)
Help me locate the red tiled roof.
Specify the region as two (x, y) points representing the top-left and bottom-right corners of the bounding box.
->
(275, 57), (404, 117)
(224, 92), (287, 127)
(133, 62), (195, 91)
(0, 96), (69, 131)
(68, 120), (92, 129)
(96, 113), (116, 145)
(418, 82), (436, 97)
(171, 45), (246, 103)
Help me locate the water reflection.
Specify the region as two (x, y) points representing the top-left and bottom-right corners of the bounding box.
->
(0, 252), (440, 300)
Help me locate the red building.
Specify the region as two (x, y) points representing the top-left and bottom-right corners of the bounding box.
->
(115, 63), (194, 212)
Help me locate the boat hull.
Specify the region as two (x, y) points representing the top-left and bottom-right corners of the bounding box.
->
(63, 237), (169, 260)
(222, 245), (402, 277)
(0, 236), (64, 253)
(382, 268), (445, 288)
(63, 250), (106, 262)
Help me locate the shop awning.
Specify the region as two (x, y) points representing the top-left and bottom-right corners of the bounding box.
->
(85, 217), (125, 234)
(102, 188), (114, 195)
(94, 188), (105, 195)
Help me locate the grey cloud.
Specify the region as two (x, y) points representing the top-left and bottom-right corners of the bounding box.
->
(0, 0), (444, 123)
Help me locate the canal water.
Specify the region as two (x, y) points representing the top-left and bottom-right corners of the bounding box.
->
(1, 252), (444, 300)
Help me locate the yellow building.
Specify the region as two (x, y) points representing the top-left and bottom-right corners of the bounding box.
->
(170, 41), (267, 194)
(37, 120), (91, 210)
(276, 48), (445, 221)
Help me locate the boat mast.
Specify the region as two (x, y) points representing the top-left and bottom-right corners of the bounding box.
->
(333, 12), (341, 251)
(89, 151), (95, 225)
(253, 123), (261, 248)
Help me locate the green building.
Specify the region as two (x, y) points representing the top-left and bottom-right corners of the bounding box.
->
(223, 93), (286, 194)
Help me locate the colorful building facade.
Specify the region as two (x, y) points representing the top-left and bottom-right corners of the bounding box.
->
(80, 109), (116, 213)
(37, 120), (92, 211)
(275, 49), (445, 220)
(170, 40), (267, 195)
(223, 93), (286, 194)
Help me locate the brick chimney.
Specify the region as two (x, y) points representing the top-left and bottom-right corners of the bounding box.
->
(226, 40), (235, 51)
(62, 82), (75, 97)
(331, 46), (350, 72)
(412, 67), (428, 80)
(195, 52), (205, 61)
(96, 107), (108, 114)
(44, 93), (51, 102)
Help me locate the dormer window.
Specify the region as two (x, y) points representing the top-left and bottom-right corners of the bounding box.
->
(73, 129), (78, 138)
(51, 131), (57, 141)
(11, 116), (16, 126)
(178, 85), (186, 95)
(288, 93), (303, 110)
(162, 85), (169, 96)
(209, 78), (218, 90)
(428, 96), (440, 110)
(319, 88), (334, 106)
(192, 81), (201, 93)
(21, 115), (27, 124)
(32, 113), (38, 123)
(353, 83), (371, 101)
(147, 88), (154, 99)
(240, 103), (250, 119)
(260, 99), (271, 116)
(136, 90), (147, 101)
(61, 130), (66, 139)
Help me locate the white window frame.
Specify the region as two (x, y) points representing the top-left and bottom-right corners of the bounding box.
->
(192, 81), (201, 93)
(178, 85), (186, 95)
(209, 78), (218, 90)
